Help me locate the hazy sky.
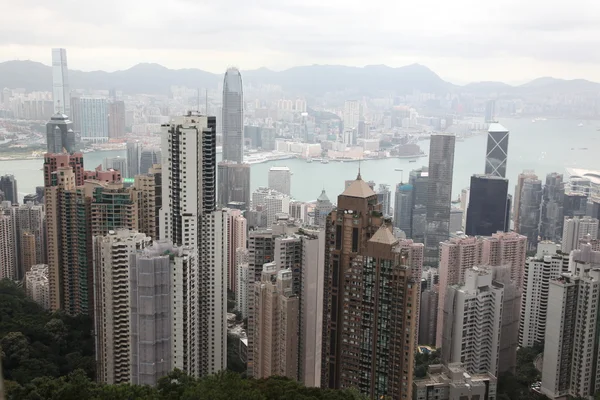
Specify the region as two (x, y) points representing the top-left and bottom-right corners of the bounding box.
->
(1, 0), (599, 84)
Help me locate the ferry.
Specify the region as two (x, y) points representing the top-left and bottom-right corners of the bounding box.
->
(321, 158), (330, 164)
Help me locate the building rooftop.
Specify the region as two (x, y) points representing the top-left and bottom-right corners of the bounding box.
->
(341, 174), (376, 198)
(369, 225), (398, 245)
(567, 168), (600, 185)
(269, 166), (290, 171)
(488, 122), (508, 133)
(317, 189), (330, 202)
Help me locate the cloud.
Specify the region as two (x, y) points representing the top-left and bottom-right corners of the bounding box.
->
(1, 0), (600, 82)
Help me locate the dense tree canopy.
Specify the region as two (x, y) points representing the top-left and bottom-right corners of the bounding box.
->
(0, 280), (95, 385)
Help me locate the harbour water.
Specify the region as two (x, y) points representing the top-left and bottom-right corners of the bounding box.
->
(1, 118), (599, 204)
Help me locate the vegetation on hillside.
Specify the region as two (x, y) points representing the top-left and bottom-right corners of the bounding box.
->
(496, 345), (544, 400)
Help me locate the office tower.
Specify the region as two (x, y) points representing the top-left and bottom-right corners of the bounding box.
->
(79, 97), (109, 142)
(226, 209), (247, 292)
(132, 165), (162, 240)
(25, 264), (50, 309)
(108, 100), (126, 139)
(484, 99), (496, 123)
(513, 170), (538, 232)
(410, 167), (429, 243)
(0, 210), (16, 280)
(460, 188), (470, 231)
(268, 166), (291, 196)
(563, 191), (588, 218)
(159, 112), (226, 376)
(414, 363), (497, 400)
(419, 267), (439, 346)
(252, 264), (299, 379)
(321, 174), (416, 398)
(315, 189), (333, 228)
(483, 231), (528, 289)
(139, 147), (161, 175)
(394, 183), (413, 237)
(90, 183), (138, 237)
(485, 123), (509, 178)
(343, 100), (361, 131)
(104, 156), (128, 175)
(450, 207), (463, 234)
(217, 161), (251, 210)
(46, 113), (75, 154)
(376, 183), (392, 216)
(436, 235), (484, 347)
(126, 141), (141, 179)
(12, 202), (46, 277)
(517, 176), (543, 251)
(441, 267), (503, 376)
(540, 173), (564, 242)
(70, 95), (81, 132)
(236, 249), (250, 318)
(0, 175), (18, 204)
(251, 187), (290, 227)
(222, 68), (244, 163)
(94, 230), (152, 384)
(425, 134), (456, 265)
(562, 216), (599, 253)
(541, 244), (600, 399)
(51, 48), (70, 115)
(465, 175), (510, 236)
(288, 200), (309, 223)
(519, 242), (567, 348)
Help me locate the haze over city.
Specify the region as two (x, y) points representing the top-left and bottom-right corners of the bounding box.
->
(2, 0), (600, 83)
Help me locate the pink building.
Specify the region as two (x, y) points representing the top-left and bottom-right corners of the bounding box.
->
(227, 209), (247, 292)
(483, 231), (528, 290)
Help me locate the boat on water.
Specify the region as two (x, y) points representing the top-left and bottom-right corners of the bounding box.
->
(578, 122), (584, 127)
(321, 159), (329, 164)
(395, 168), (403, 171)
(409, 160), (417, 163)
(306, 158), (313, 163)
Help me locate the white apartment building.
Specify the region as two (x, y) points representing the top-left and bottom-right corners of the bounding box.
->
(93, 230), (152, 384)
(237, 260), (250, 319)
(519, 242), (568, 348)
(562, 216), (599, 254)
(343, 100), (361, 131)
(226, 209), (247, 292)
(268, 166), (291, 196)
(25, 264), (49, 310)
(413, 363), (497, 400)
(542, 244), (600, 399)
(441, 267), (503, 377)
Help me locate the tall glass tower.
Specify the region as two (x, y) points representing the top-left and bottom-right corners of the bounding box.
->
(52, 48), (70, 116)
(485, 123), (509, 178)
(222, 68), (244, 163)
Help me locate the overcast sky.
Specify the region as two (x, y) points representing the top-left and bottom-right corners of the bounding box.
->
(1, 0), (599, 84)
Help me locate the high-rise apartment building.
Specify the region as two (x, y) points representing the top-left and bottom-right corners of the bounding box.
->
(226, 209), (247, 292)
(236, 249), (250, 318)
(517, 176), (543, 251)
(441, 267), (503, 377)
(343, 100), (361, 131)
(159, 112), (226, 376)
(419, 267), (439, 347)
(126, 141), (141, 179)
(90, 183), (138, 237)
(12, 202), (45, 278)
(0, 175), (18, 204)
(410, 167), (429, 243)
(132, 165), (162, 240)
(51, 48), (70, 116)
(268, 166), (291, 196)
(483, 231), (528, 290)
(222, 68), (244, 163)
(46, 113), (75, 154)
(252, 264), (299, 379)
(0, 209), (16, 280)
(376, 183), (392, 216)
(541, 244), (600, 399)
(540, 173), (564, 242)
(485, 123), (509, 178)
(217, 161), (251, 210)
(513, 170), (538, 233)
(562, 216), (599, 254)
(321, 174), (417, 398)
(93, 230), (152, 384)
(465, 175), (510, 236)
(108, 100), (126, 139)
(436, 235), (484, 347)
(25, 264), (49, 309)
(519, 242), (568, 348)
(251, 187), (290, 227)
(394, 182), (413, 237)
(79, 97), (109, 142)
(425, 134), (456, 265)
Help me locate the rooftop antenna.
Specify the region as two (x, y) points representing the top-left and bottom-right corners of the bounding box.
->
(357, 159), (362, 180)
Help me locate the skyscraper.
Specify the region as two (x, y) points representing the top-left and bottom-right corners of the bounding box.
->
(562, 216), (599, 253)
(485, 123), (509, 178)
(51, 48), (70, 116)
(0, 175), (18, 204)
(321, 174), (417, 398)
(410, 167), (429, 243)
(376, 183), (392, 216)
(139, 147), (161, 175)
(222, 68), (244, 163)
(540, 172), (564, 242)
(126, 141), (141, 179)
(268, 166), (291, 196)
(108, 100), (126, 139)
(46, 113), (75, 154)
(0, 207), (16, 280)
(513, 170), (538, 232)
(132, 165), (162, 240)
(217, 161), (251, 210)
(465, 174), (510, 236)
(315, 189), (333, 228)
(517, 176), (543, 251)
(226, 209), (247, 292)
(394, 183), (413, 237)
(159, 112), (226, 376)
(12, 202), (46, 278)
(79, 97), (109, 142)
(425, 134), (456, 265)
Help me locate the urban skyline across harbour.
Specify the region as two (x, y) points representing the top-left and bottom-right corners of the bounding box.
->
(2, 117), (598, 205)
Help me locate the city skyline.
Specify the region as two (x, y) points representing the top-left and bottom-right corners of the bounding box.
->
(3, 0), (600, 83)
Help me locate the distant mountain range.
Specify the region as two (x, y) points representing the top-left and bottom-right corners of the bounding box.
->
(1, 60), (599, 96)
